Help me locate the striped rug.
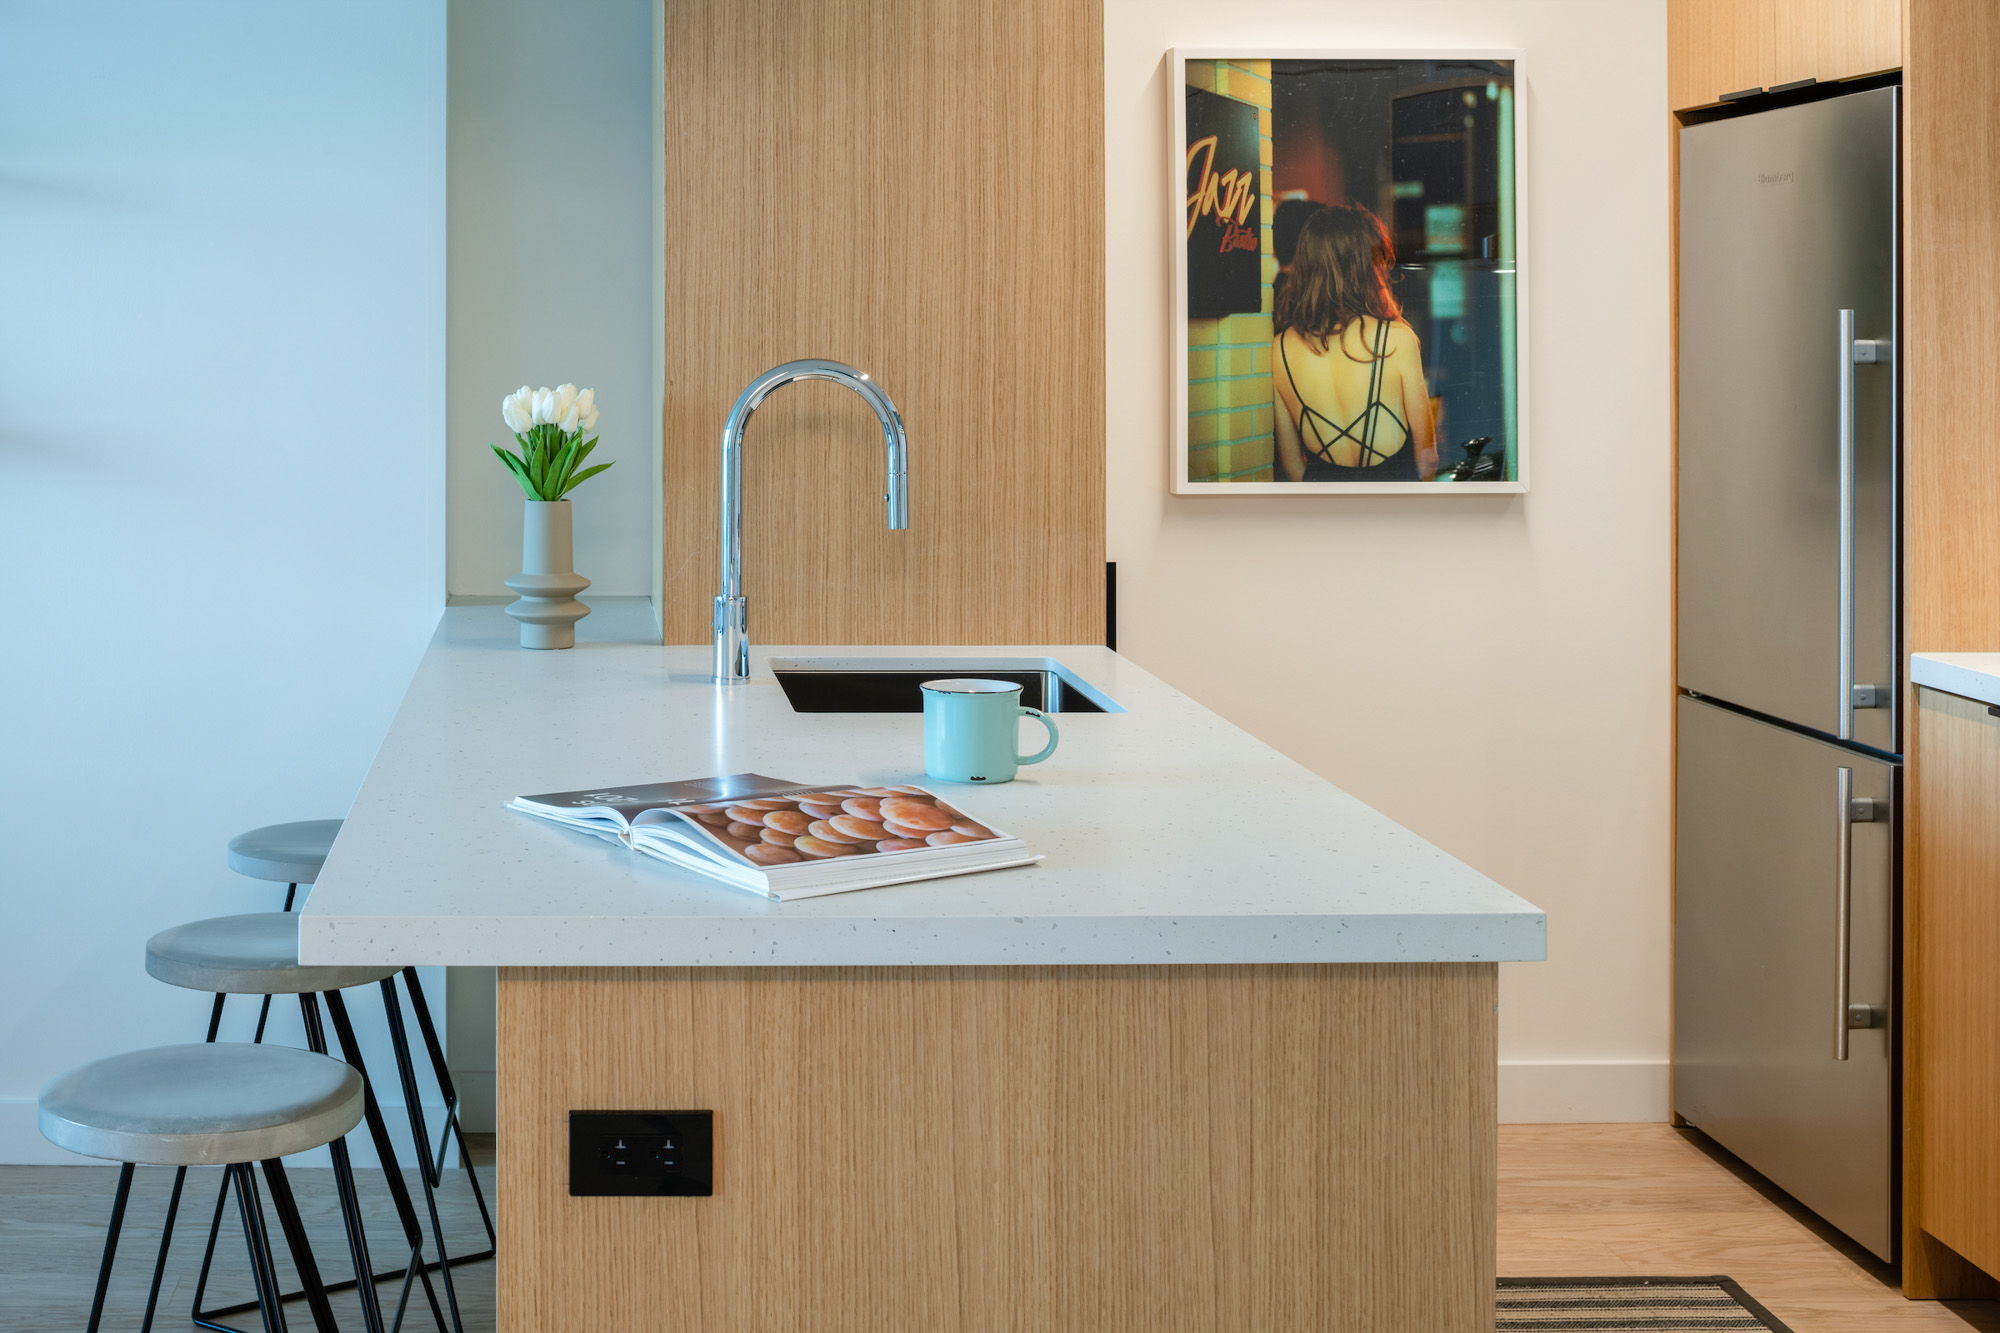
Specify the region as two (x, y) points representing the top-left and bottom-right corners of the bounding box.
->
(1497, 1277), (1792, 1331)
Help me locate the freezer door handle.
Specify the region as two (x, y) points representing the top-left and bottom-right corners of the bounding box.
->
(1838, 310), (1857, 742)
(1835, 765), (1855, 1060)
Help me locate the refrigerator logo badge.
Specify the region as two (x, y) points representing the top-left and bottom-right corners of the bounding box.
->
(1757, 171), (1797, 185)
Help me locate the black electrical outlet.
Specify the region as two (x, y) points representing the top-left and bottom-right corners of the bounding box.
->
(569, 1110), (712, 1197)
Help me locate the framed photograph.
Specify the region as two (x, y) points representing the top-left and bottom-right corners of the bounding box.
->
(1170, 49), (1528, 494)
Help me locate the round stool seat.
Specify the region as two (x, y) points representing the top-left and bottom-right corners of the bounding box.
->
(147, 913), (398, 995)
(39, 1043), (363, 1166)
(227, 819), (342, 884)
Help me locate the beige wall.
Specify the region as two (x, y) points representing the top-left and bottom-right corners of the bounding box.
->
(1106, 0), (1673, 1120)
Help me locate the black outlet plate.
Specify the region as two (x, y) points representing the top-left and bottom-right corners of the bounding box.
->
(569, 1110), (712, 1197)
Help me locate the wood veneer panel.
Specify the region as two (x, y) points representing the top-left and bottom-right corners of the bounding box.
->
(1668, 0), (1775, 112)
(1904, 0), (2000, 661)
(1909, 689), (2000, 1294)
(1770, 0), (1901, 88)
(1902, 0), (2000, 1300)
(655, 0), (1105, 647)
(497, 963), (1498, 1333)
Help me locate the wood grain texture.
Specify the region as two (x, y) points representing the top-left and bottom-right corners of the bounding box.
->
(1771, 0), (1902, 87)
(655, 0), (1105, 647)
(497, 964), (1498, 1333)
(1911, 689), (2000, 1292)
(1903, 0), (2000, 1299)
(1500, 1124), (2000, 1331)
(1668, 0), (1775, 111)
(1904, 0), (2000, 663)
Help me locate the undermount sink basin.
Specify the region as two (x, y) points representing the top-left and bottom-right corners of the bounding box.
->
(768, 656), (1124, 714)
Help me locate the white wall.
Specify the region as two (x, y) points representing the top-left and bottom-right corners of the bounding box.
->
(0, 1), (448, 1163)
(446, 0), (657, 599)
(1106, 0), (1673, 1121)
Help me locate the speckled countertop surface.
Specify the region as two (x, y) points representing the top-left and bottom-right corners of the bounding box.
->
(300, 601), (1545, 967)
(1912, 653), (2000, 709)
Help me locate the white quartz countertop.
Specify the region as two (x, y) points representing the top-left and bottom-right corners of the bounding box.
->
(301, 601), (1545, 967)
(1912, 653), (2000, 708)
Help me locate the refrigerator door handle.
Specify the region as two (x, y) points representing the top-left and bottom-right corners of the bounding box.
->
(1838, 309), (1857, 742)
(1835, 764), (1854, 1060)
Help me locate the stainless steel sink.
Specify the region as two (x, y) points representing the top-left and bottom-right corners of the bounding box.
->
(767, 656), (1123, 714)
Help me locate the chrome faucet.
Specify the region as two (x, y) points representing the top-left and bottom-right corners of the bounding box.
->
(713, 359), (909, 683)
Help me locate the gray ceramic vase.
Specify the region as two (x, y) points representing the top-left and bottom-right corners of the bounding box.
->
(505, 500), (591, 649)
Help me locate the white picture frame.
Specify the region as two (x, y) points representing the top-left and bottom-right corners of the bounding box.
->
(1169, 48), (1529, 495)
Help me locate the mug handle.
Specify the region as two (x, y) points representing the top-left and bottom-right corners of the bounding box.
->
(1016, 706), (1059, 765)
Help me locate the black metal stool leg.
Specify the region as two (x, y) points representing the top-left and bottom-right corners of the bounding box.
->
(189, 1167), (238, 1331)
(303, 993), (388, 1333)
(394, 968), (497, 1258)
(138, 1160), (188, 1333)
(380, 977), (464, 1333)
(260, 1158), (339, 1333)
(326, 1135), (387, 1333)
(230, 1163), (286, 1333)
(85, 1161), (135, 1333)
(324, 989), (449, 1333)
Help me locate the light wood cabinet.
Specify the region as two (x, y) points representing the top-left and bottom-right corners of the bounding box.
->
(1910, 688), (2000, 1288)
(1902, 0), (2000, 1298)
(1771, 0), (1901, 88)
(499, 963), (1499, 1332)
(1667, 0), (1900, 111)
(1668, 0), (1774, 111)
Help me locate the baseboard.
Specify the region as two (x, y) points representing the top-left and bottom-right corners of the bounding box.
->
(1499, 1060), (1671, 1123)
(0, 1095), (449, 1169)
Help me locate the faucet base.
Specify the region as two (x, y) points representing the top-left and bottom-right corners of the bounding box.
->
(712, 596), (750, 683)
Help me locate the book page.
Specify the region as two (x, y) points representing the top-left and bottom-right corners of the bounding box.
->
(513, 773), (809, 825)
(663, 786), (1008, 869)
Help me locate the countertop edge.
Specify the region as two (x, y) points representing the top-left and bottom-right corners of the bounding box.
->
(301, 910), (1548, 968)
(1912, 653), (2000, 709)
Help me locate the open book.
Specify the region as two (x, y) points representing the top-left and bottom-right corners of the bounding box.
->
(507, 773), (1039, 901)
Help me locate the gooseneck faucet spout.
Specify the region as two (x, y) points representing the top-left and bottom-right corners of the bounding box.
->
(714, 359), (909, 683)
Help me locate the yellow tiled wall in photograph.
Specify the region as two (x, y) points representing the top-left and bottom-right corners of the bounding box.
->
(1185, 58), (1275, 483)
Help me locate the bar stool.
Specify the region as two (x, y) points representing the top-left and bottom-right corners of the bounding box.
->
(145, 915), (475, 1333)
(227, 820), (342, 912)
(225, 821), (492, 1260)
(39, 1042), (376, 1333)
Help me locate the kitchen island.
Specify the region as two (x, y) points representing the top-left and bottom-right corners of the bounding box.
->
(304, 602), (1545, 1332)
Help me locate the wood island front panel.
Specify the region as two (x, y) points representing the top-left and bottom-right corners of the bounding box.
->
(498, 963), (1498, 1333)
(1911, 688), (2000, 1288)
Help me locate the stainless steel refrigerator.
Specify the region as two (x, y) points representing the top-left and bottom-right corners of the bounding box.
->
(1675, 83), (1900, 1262)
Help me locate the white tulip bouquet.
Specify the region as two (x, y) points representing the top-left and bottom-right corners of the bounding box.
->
(490, 384), (612, 501)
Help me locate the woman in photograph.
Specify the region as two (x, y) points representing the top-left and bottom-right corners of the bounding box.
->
(1272, 204), (1437, 482)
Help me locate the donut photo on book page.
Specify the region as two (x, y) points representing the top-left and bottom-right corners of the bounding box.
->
(673, 786), (1005, 868)
(507, 775), (1039, 901)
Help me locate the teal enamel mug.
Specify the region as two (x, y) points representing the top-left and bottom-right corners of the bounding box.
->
(920, 678), (1059, 784)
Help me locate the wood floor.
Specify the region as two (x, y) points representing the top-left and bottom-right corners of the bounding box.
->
(4, 1125), (1999, 1331)
(0, 1136), (496, 1333)
(1502, 1123), (2000, 1331)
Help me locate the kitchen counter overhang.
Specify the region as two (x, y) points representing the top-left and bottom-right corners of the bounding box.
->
(299, 603), (1545, 968)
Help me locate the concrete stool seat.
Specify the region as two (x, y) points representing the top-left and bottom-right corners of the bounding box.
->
(146, 912), (397, 995)
(41, 1043), (379, 1333)
(228, 819), (342, 885)
(39, 1043), (363, 1167)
